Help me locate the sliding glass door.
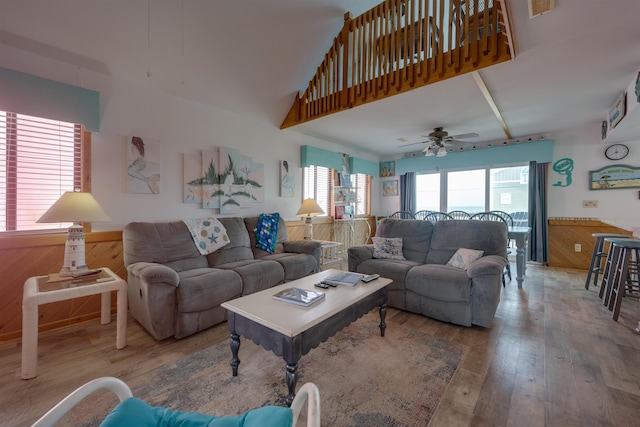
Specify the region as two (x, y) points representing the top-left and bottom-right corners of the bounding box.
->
(415, 164), (529, 217)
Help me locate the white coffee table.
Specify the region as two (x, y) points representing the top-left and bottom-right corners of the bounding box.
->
(221, 269), (392, 406)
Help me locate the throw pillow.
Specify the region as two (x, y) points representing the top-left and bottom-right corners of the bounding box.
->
(446, 248), (484, 270)
(372, 237), (406, 260)
(182, 218), (230, 255)
(255, 213), (280, 253)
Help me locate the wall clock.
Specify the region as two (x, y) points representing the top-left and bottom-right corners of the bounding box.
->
(605, 143), (629, 160)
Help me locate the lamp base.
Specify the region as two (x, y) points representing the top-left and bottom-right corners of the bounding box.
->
(303, 216), (314, 240)
(58, 224), (88, 277)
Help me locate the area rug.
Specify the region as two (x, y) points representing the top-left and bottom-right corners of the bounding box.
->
(73, 312), (467, 426)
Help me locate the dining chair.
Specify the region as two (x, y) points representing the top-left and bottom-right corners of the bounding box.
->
(447, 210), (471, 220)
(423, 212), (453, 222)
(388, 211), (416, 219)
(413, 210), (435, 220)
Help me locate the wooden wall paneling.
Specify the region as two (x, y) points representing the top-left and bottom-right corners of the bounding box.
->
(547, 219), (632, 270)
(0, 232), (125, 342)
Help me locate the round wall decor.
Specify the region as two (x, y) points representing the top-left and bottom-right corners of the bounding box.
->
(605, 143), (629, 160)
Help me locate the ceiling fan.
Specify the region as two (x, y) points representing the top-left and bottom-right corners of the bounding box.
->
(400, 127), (479, 157)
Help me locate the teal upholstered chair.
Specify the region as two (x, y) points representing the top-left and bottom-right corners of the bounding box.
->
(31, 377), (320, 427)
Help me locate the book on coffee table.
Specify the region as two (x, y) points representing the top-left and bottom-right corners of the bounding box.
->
(323, 271), (364, 286)
(273, 287), (325, 307)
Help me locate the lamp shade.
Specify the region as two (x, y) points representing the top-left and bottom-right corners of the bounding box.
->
(37, 191), (110, 224)
(296, 198), (324, 218)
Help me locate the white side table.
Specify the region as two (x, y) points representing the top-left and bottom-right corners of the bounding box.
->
(21, 267), (128, 379)
(315, 240), (344, 270)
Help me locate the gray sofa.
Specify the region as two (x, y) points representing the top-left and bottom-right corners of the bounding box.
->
(348, 219), (507, 327)
(123, 216), (321, 340)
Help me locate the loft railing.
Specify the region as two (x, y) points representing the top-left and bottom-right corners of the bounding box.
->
(281, 0), (514, 128)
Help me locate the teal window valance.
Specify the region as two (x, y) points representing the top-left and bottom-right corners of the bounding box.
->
(300, 145), (377, 177)
(0, 67), (100, 132)
(300, 145), (343, 170)
(396, 140), (554, 175)
(350, 157), (378, 177)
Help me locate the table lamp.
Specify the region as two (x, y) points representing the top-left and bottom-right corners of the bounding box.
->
(296, 198), (324, 240)
(37, 191), (111, 276)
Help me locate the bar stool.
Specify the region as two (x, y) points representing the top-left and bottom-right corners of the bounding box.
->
(598, 238), (640, 308)
(608, 240), (640, 321)
(585, 233), (631, 289)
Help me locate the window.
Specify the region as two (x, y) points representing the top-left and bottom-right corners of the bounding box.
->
(415, 173), (440, 211)
(415, 164), (528, 215)
(447, 169), (486, 213)
(302, 167), (371, 218)
(302, 165), (331, 216)
(0, 111), (83, 233)
(350, 173), (370, 217)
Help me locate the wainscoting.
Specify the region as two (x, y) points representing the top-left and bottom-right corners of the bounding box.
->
(547, 218), (632, 270)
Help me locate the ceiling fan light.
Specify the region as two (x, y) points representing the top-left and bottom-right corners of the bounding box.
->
(424, 146), (435, 156)
(437, 146), (447, 157)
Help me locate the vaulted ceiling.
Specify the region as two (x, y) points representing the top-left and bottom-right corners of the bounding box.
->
(1, 0), (639, 157)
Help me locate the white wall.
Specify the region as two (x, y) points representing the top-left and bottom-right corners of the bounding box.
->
(1, 47), (380, 231)
(549, 127), (640, 222)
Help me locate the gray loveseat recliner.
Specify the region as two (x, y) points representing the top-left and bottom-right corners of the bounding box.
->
(348, 219), (507, 327)
(123, 216), (321, 340)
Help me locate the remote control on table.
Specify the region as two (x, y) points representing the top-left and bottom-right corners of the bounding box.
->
(361, 274), (380, 283)
(314, 283), (329, 289)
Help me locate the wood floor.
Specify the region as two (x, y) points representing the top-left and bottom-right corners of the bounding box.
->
(2, 264), (640, 426)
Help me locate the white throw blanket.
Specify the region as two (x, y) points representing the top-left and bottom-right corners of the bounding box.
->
(182, 217), (230, 255)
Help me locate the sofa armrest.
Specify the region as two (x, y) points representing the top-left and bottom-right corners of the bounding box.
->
(283, 240), (322, 270)
(127, 262), (180, 287)
(466, 255), (507, 278)
(283, 239), (321, 256)
(126, 262), (179, 340)
(348, 245), (375, 272)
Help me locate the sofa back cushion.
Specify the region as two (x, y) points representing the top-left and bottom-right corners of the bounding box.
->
(426, 220), (508, 264)
(123, 221), (208, 272)
(244, 215), (289, 258)
(206, 217), (254, 266)
(375, 218), (433, 263)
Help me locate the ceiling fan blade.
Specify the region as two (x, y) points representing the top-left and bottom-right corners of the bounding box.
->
(399, 140), (428, 148)
(443, 139), (475, 146)
(447, 132), (479, 140)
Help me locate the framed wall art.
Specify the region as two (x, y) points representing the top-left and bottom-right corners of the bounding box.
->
(589, 164), (640, 190)
(127, 136), (160, 194)
(382, 180), (398, 197)
(380, 161), (395, 177)
(608, 91), (626, 129)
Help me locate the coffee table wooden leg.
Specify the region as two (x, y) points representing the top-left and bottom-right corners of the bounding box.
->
(285, 362), (298, 407)
(379, 303), (387, 337)
(230, 332), (241, 376)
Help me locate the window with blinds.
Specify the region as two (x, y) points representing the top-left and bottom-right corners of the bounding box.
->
(302, 165), (331, 216)
(0, 111), (82, 233)
(302, 166), (370, 217)
(351, 173), (370, 216)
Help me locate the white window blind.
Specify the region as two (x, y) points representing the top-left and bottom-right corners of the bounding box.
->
(351, 173), (370, 216)
(302, 165), (331, 216)
(0, 111), (81, 232)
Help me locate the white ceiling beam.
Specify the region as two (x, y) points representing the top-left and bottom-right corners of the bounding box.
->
(472, 71), (512, 140)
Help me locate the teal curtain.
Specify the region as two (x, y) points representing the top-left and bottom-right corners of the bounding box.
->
(400, 172), (416, 213)
(529, 161), (548, 263)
